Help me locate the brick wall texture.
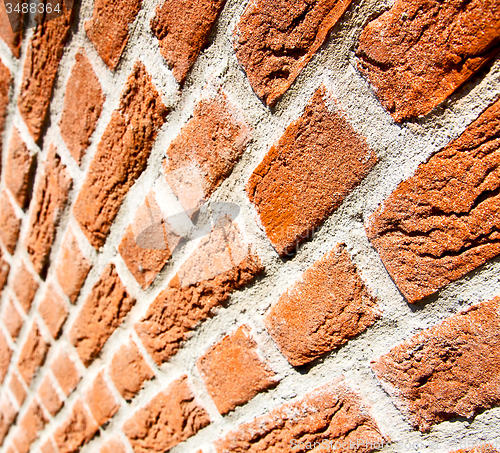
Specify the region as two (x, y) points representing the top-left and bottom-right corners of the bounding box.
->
(0, 0), (498, 452)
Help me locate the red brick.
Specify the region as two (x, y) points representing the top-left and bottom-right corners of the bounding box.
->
(85, 0), (142, 70)
(163, 92), (251, 211)
(0, 4), (21, 57)
(51, 349), (80, 396)
(136, 223), (264, 365)
(4, 129), (36, 209)
(84, 372), (119, 426)
(0, 394), (16, 445)
(366, 99), (500, 303)
(9, 373), (27, 405)
(109, 339), (154, 401)
(0, 330), (12, 384)
(357, 0), (500, 122)
(265, 243), (380, 366)
(0, 191), (21, 255)
(100, 438), (127, 453)
(25, 148), (72, 277)
(0, 59), (10, 147)
(60, 50), (104, 163)
(197, 325), (277, 414)
(372, 297), (500, 432)
(452, 446), (500, 453)
(38, 375), (63, 416)
(17, 321), (48, 386)
(2, 297), (23, 341)
(70, 263), (135, 366)
(38, 285), (68, 339)
(17, 8), (73, 143)
(215, 379), (387, 452)
(151, 0), (226, 84)
(73, 62), (168, 249)
(18, 401), (48, 450)
(55, 229), (91, 304)
(247, 86), (377, 257)
(12, 262), (39, 313)
(123, 375), (210, 452)
(53, 400), (99, 453)
(234, 0), (354, 106)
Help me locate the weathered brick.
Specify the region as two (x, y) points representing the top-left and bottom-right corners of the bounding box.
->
(372, 297), (500, 432)
(0, 4), (21, 57)
(2, 297), (23, 341)
(234, 0), (354, 106)
(357, 0), (500, 122)
(9, 373), (26, 405)
(198, 325), (277, 414)
(151, 0), (226, 84)
(163, 92), (251, 211)
(73, 62), (168, 249)
(216, 379), (387, 452)
(18, 401), (48, 450)
(123, 375), (210, 452)
(100, 438), (127, 453)
(452, 446), (500, 453)
(51, 349), (80, 396)
(38, 375), (63, 416)
(0, 59), (10, 147)
(84, 372), (119, 426)
(0, 331), (11, 384)
(38, 285), (68, 339)
(0, 394), (16, 445)
(12, 262), (39, 313)
(70, 264), (136, 366)
(17, 321), (48, 386)
(25, 148), (72, 276)
(136, 223), (264, 365)
(0, 191), (21, 255)
(85, 0), (142, 70)
(247, 86), (377, 256)
(59, 50), (104, 163)
(55, 229), (91, 303)
(366, 99), (500, 303)
(109, 339), (154, 401)
(265, 243), (380, 366)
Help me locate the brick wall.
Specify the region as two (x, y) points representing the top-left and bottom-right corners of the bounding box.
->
(0, 0), (499, 452)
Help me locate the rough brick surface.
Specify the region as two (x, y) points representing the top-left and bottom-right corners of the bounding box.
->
(51, 350), (80, 396)
(123, 375), (210, 452)
(18, 401), (48, 449)
(248, 86), (377, 256)
(216, 379), (387, 452)
(2, 297), (23, 341)
(70, 264), (136, 366)
(100, 438), (127, 453)
(73, 62), (168, 249)
(372, 297), (500, 432)
(17, 321), (48, 386)
(0, 394), (16, 445)
(197, 325), (277, 414)
(38, 375), (63, 416)
(234, 0), (354, 106)
(0, 4), (21, 57)
(38, 285), (68, 339)
(0, 254), (9, 295)
(151, 0), (226, 84)
(109, 339), (154, 401)
(85, 372), (119, 426)
(366, 99), (500, 303)
(9, 373), (26, 405)
(0, 191), (21, 255)
(0, 327), (13, 386)
(136, 223), (264, 365)
(25, 148), (72, 276)
(357, 0), (500, 122)
(265, 243), (380, 366)
(60, 50), (104, 163)
(12, 262), (39, 313)
(0, 59), (10, 146)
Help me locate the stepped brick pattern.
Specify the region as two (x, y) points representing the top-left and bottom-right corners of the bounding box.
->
(0, 0), (498, 452)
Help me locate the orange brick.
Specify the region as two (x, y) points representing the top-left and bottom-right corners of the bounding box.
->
(0, 394), (16, 445)
(18, 401), (48, 450)
(100, 438), (127, 453)
(0, 60), (10, 148)
(9, 373), (26, 406)
(38, 285), (68, 339)
(12, 262), (39, 314)
(38, 375), (63, 416)
(0, 4), (21, 57)
(2, 297), (23, 341)
(51, 349), (80, 396)
(84, 372), (119, 426)
(0, 191), (21, 255)
(0, 330), (12, 384)
(17, 321), (48, 386)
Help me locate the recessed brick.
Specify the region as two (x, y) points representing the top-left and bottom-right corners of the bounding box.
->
(0, 330), (12, 384)
(123, 375), (210, 452)
(73, 62), (168, 249)
(265, 243), (380, 366)
(234, 0), (354, 106)
(12, 262), (39, 313)
(197, 325), (277, 414)
(17, 321), (48, 386)
(366, 99), (500, 303)
(247, 85), (377, 257)
(109, 339), (154, 401)
(0, 59), (10, 147)
(0, 394), (16, 445)
(357, 0), (500, 122)
(372, 297), (500, 432)
(0, 191), (21, 255)
(163, 92), (251, 211)
(85, 0), (142, 70)
(2, 297), (23, 341)
(151, 0), (226, 84)
(70, 264), (136, 366)
(55, 229), (91, 304)
(38, 285), (68, 339)
(215, 379), (387, 452)
(136, 223), (264, 365)
(51, 349), (80, 396)
(100, 438), (127, 453)
(9, 373), (27, 405)
(25, 147), (72, 277)
(38, 375), (63, 416)
(18, 401), (48, 450)
(60, 50), (104, 163)
(0, 4), (21, 57)
(84, 372), (119, 426)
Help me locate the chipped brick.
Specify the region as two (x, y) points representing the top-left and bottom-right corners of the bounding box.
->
(38, 375), (63, 416)
(51, 349), (80, 396)
(12, 262), (39, 313)
(85, 372), (119, 426)
(2, 297), (23, 341)
(38, 285), (68, 339)
(0, 191), (21, 255)
(17, 321), (48, 386)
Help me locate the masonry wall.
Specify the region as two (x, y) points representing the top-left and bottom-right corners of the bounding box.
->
(0, 0), (499, 452)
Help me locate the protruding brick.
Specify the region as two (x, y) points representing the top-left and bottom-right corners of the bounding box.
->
(198, 325), (277, 414)
(70, 264), (136, 366)
(38, 375), (63, 416)
(151, 0), (226, 84)
(265, 243), (380, 366)
(100, 438), (127, 453)
(12, 262), (39, 313)
(18, 401), (48, 450)
(234, 0), (354, 106)
(0, 331), (12, 384)
(357, 0), (500, 122)
(247, 86), (377, 256)
(109, 339), (154, 401)
(84, 372), (119, 426)
(25, 148), (72, 276)
(38, 285), (68, 339)
(85, 0), (142, 70)
(0, 394), (16, 445)
(123, 375), (210, 452)
(17, 321), (48, 386)
(216, 379), (387, 452)
(0, 4), (21, 57)
(9, 373), (26, 405)
(0, 191), (21, 255)
(366, 99), (500, 303)
(2, 297), (23, 341)
(0, 59), (10, 146)
(73, 62), (168, 249)
(372, 297), (500, 432)
(51, 349), (80, 396)
(136, 223), (264, 365)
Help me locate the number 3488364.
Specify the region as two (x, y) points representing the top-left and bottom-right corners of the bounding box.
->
(4, 3), (62, 13)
